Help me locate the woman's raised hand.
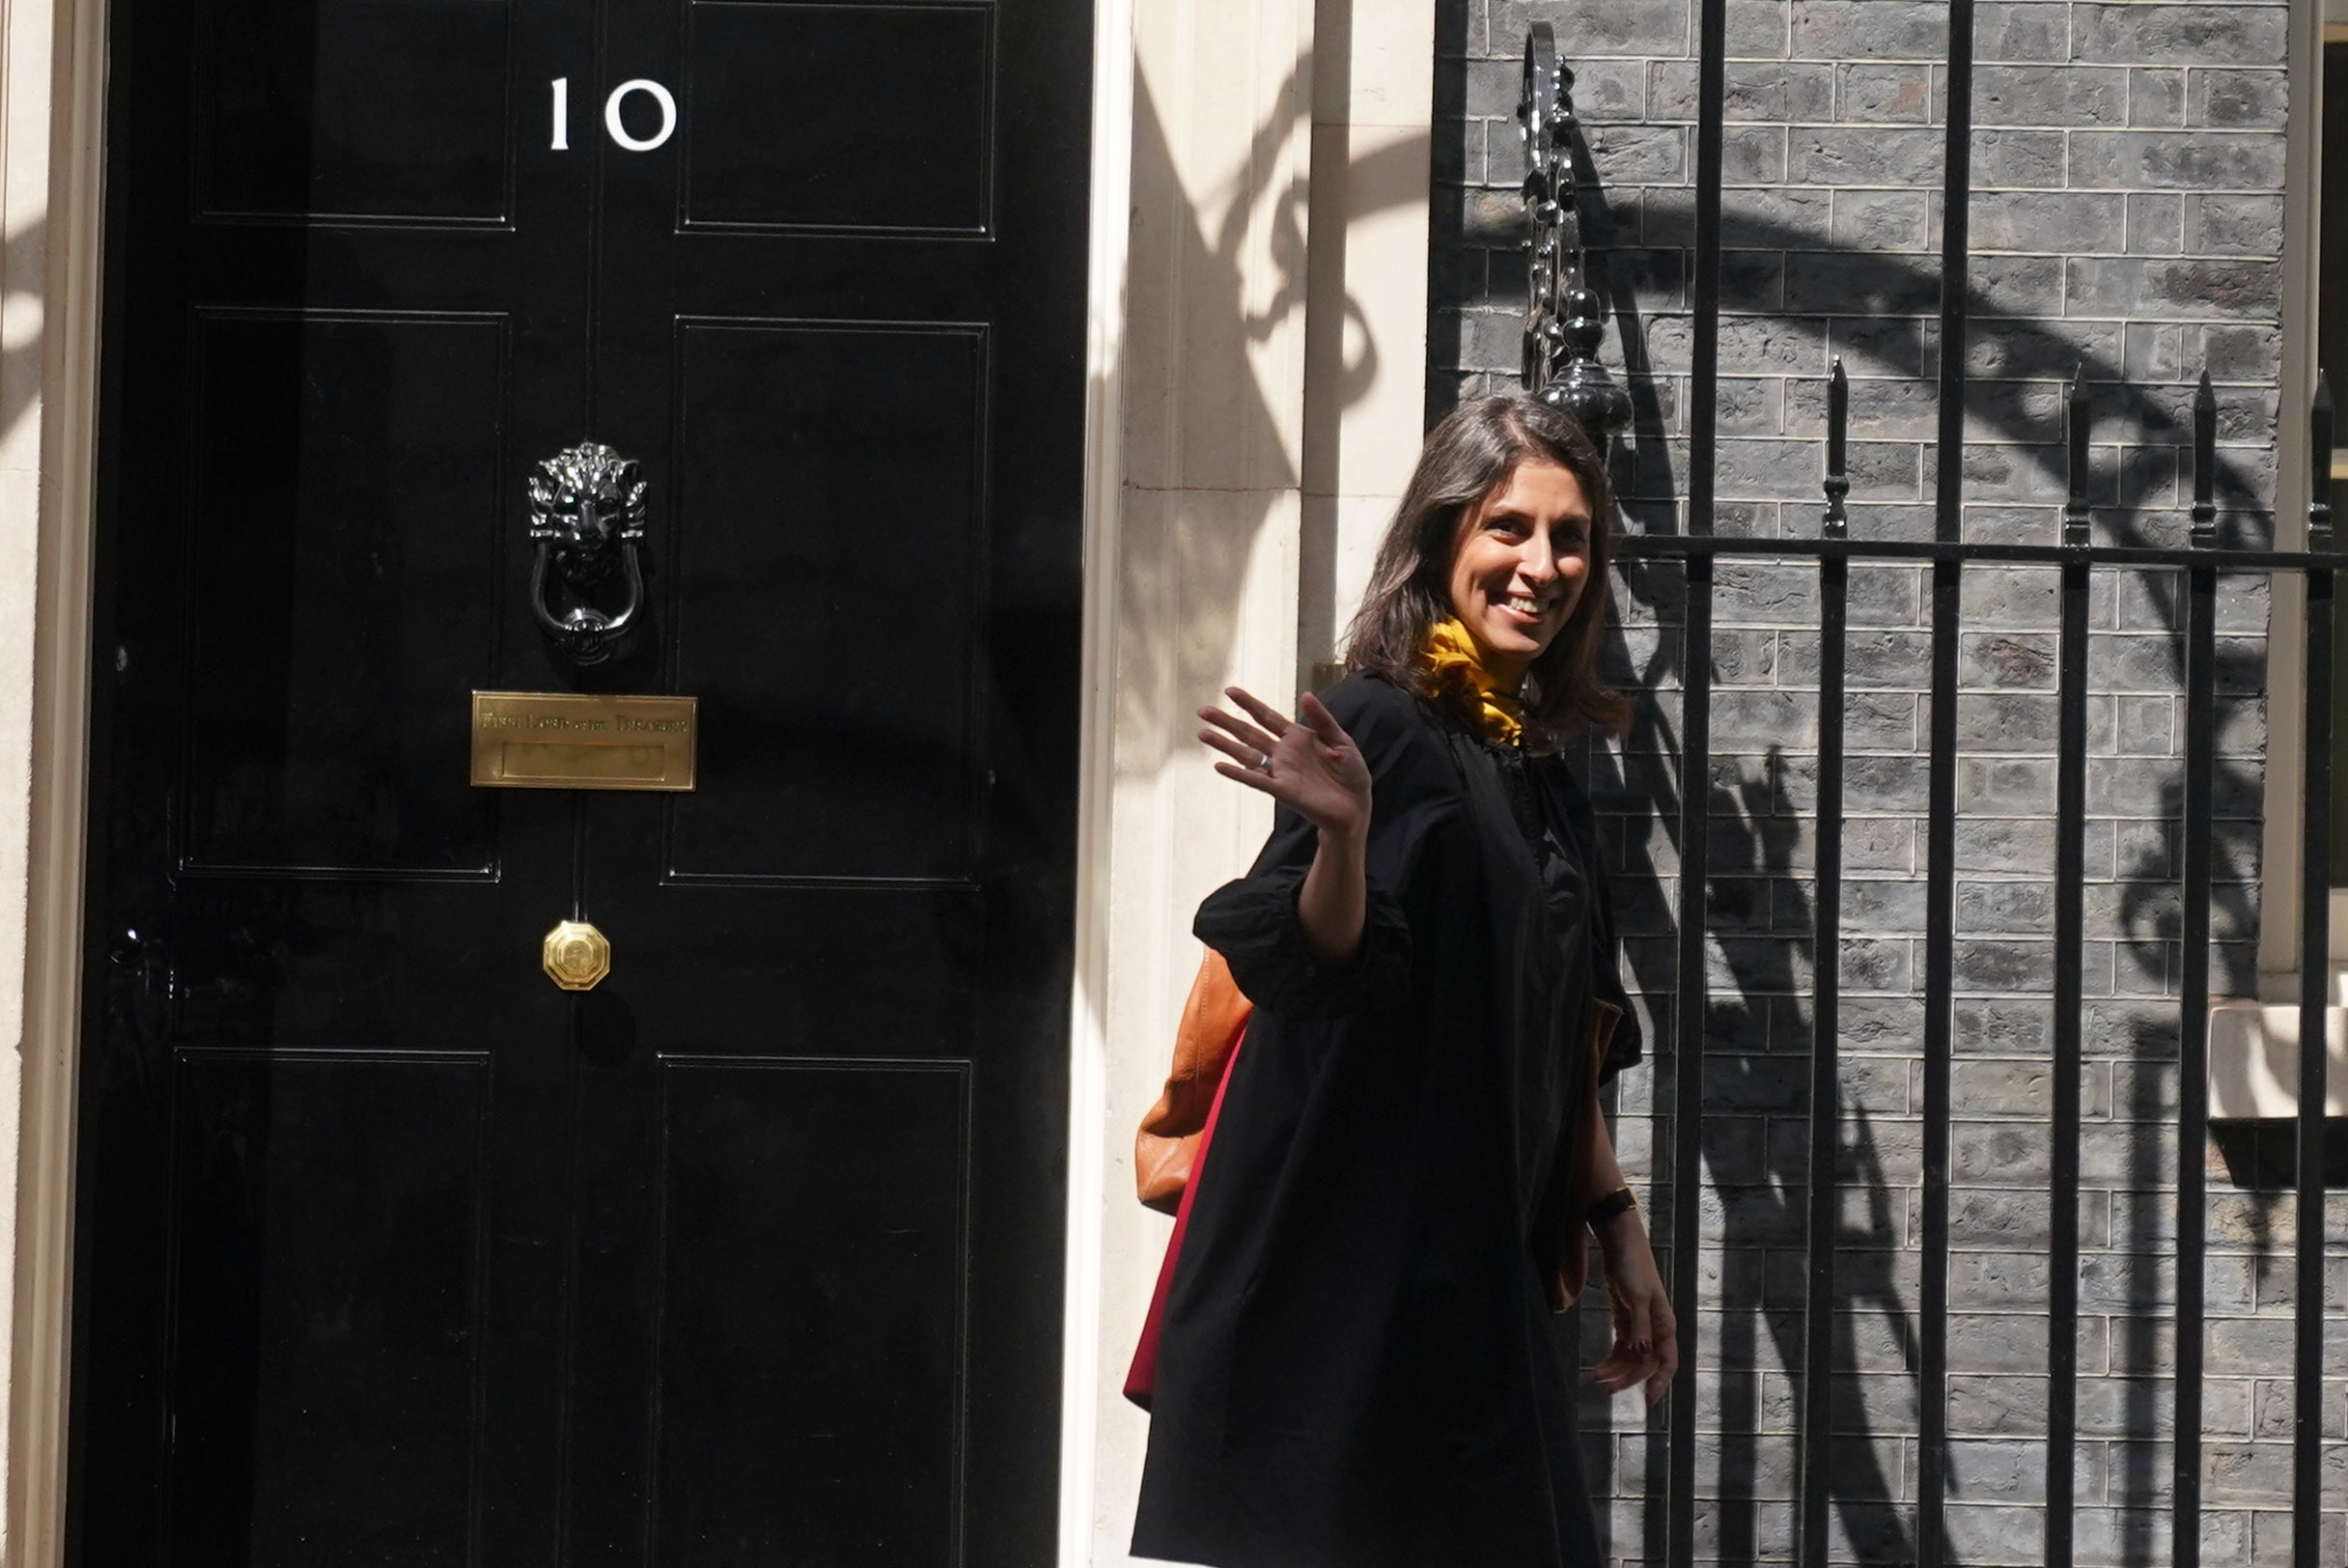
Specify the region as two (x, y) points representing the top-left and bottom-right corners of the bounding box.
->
(1197, 687), (1372, 843)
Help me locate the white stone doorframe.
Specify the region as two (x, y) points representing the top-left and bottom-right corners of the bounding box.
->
(1058, 0), (1137, 1558)
(6, 0), (109, 1553)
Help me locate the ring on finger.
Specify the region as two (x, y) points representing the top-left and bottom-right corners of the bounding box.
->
(1252, 751), (1274, 773)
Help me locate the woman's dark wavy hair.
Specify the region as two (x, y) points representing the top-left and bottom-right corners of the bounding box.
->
(1342, 394), (1631, 748)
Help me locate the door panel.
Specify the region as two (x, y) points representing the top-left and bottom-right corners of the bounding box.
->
(651, 1058), (968, 1568)
(183, 309), (508, 875)
(679, 4), (992, 235)
(667, 319), (985, 882)
(75, 0), (1087, 1560)
(196, 0), (517, 222)
(165, 1050), (489, 1568)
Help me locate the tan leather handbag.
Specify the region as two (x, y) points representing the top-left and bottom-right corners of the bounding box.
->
(1132, 948), (1253, 1214)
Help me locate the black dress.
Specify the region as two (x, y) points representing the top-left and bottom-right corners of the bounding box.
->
(1131, 672), (1641, 1568)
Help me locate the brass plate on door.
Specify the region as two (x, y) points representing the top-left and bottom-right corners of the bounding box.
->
(470, 691), (698, 791)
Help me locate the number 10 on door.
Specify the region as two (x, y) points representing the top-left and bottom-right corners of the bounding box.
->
(551, 78), (679, 153)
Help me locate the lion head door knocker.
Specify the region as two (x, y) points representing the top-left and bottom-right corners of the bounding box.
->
(528, 441), (649, 666)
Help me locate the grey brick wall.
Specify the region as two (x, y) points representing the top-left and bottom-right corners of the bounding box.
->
(1429, 1), (2346, 1562)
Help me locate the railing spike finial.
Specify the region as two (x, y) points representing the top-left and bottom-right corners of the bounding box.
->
(1822, 357), (1849, 540)
(1516, 25), (1629, 444)
(2191, 369), (2217, 548)
(2063, 365), (2091, 547)
(2311, 372), (2334, 550)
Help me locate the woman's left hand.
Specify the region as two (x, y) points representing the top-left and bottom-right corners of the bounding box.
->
(1589, 1211), (1679, 1408)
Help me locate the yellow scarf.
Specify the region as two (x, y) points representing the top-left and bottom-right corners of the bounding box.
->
(1421, 617), (1524, 745)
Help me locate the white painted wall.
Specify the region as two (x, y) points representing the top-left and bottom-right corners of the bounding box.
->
(1300, 0), (1434, 674)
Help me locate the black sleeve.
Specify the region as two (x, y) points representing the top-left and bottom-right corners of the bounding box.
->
(1546, 753), (1644, 1082)
(1192, 677), (1457, 1019)
(1589, 862), (1644, 1082)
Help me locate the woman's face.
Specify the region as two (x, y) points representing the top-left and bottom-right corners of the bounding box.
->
(1444, 459), (1592, 685)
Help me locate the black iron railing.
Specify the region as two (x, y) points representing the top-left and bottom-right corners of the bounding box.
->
(1605, 371), (2339, 1568)
(1517, 14), (2341, 1567)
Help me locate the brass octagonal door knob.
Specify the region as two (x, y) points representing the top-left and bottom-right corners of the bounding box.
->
(543, 919), (611, 992)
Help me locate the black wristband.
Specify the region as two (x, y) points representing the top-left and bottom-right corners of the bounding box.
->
(1585, 1186), (1637, 1226)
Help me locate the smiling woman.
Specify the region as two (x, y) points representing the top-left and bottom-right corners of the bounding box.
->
(1342, 395), (1631, 750)
(1132, 395), (1669, 1568)
(1443, 460), (1593, 686)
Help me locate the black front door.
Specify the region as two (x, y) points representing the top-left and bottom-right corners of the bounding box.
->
(72, 2), (1089, 1563)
